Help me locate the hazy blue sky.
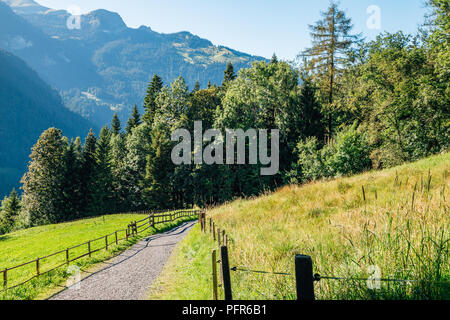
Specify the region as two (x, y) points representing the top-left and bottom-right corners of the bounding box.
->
(36, 0), (429, 60)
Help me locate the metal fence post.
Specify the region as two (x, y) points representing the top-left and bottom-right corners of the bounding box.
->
(295, 255), (315, 301)
(220, 246), (233, 300)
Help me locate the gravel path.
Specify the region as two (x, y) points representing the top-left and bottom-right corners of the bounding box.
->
(49, 220), (197, 300)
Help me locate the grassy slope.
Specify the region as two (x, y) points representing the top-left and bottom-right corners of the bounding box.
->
(150, 153), (449, 300)
(0, 213), (196, 300)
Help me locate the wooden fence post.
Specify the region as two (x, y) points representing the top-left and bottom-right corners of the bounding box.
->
(66, 249), (69, 264)
(222, 230), (226, 246)
(115, 231), (118, 245)
(218, 228), (221, 246)
(203, 213), (207, 233)
(220, 246), (232, 300)
(126, 228), (129, 241)
(36, 258), (40, 276)
(105, 236), (108, 250)
(3, 269), (6, 290)
(295, 255), (315, 301)
(209, 218), (212, 233)
(213, 223), (216, 241)
(88, 241), (91, 258)
(212, 250), (218, 300)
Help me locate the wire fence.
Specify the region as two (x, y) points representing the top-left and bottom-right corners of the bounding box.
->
(202, 213), (449, 300)
(1, 209), (201, 293)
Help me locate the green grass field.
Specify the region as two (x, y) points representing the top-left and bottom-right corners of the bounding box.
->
(0, 213), (196, 300)
(150, 152), (449, 300)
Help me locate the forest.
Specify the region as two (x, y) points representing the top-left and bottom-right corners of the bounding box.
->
(0, 0), (448, 234)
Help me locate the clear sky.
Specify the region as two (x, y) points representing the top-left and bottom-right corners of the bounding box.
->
(36, 0), (429, 60)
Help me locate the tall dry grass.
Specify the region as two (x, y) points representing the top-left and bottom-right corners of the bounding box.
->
(207, 153), (449, 299)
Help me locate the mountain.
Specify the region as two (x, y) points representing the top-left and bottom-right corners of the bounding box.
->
(0, 49), (94, 197)
(1, 0), (48, 14)
(0, 0), (266, 127)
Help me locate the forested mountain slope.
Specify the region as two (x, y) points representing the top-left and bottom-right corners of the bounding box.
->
(0, 49), (94, 196)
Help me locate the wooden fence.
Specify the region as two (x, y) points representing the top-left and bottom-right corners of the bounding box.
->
(1, 209), (201, 292)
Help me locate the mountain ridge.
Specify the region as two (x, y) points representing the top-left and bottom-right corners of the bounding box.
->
(0, 48), (95, 197)
(0, 0), (266, 127)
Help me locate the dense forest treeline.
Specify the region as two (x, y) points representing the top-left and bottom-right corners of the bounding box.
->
(1, 0), (448, 233)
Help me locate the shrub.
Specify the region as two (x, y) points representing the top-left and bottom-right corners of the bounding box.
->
(328, 124), (372, 176)
(294, 125), (372, 183)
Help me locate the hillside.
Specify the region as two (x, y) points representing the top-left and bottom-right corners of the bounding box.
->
(150, 152), (450, 300)
(0, 0), (266, 127)
(0, 49), (94, 197)
(0, 212), (196, 300)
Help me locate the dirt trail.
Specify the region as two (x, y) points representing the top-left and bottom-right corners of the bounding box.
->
(49, 221), (196, 300)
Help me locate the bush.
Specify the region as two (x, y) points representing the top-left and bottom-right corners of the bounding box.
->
(293, 125), (372, 183)
(295, 137), (328, 182)
(328, 124), (372, 176)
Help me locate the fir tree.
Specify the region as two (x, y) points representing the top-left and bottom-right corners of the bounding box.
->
(111, 113), (121, 135)
(271, 53), (279, 64)
(299, 79), (325, 141)
(223, 62), (236, 84)
(126, 104), (141, 135)
(301, 1), (361, 136)
(61, 140), (82, 221)
(193, 81), (201, 92)
(144, 125), (174, 209)
(142, 74), (163, 124)
(79, 129), (98, 216)
(21, 128), (66, 225)
(95, 126), (114, 214)
(0, 189), (21, 233)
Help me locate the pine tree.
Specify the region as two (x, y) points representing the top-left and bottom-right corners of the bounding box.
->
(110, 132), (128, 212)
(142, 74), (163, 124)
(144, 125), (174, 209)
(0, 189), (21, 233)
(126, 104), (141, 135)
(301, 1), (361, 136)
(79, 129), (98, 216)
(193, 81), (201, 92)
(271, 53), (279, 64)
(95, 126), (114, 214)
(21, 128), (66, 225)
(61, 140), (82, 221)
(223, 62), (236, 84)
(207, 80), (212, 89)
(111, 113), (121, 135)
(299, 79), (325, 141)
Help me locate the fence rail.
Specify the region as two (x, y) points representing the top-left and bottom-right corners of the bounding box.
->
(1, 209), (201, 292)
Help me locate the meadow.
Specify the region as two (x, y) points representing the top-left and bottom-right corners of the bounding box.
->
(150, 152), (449, 300)
(0, 213), (196, 300)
